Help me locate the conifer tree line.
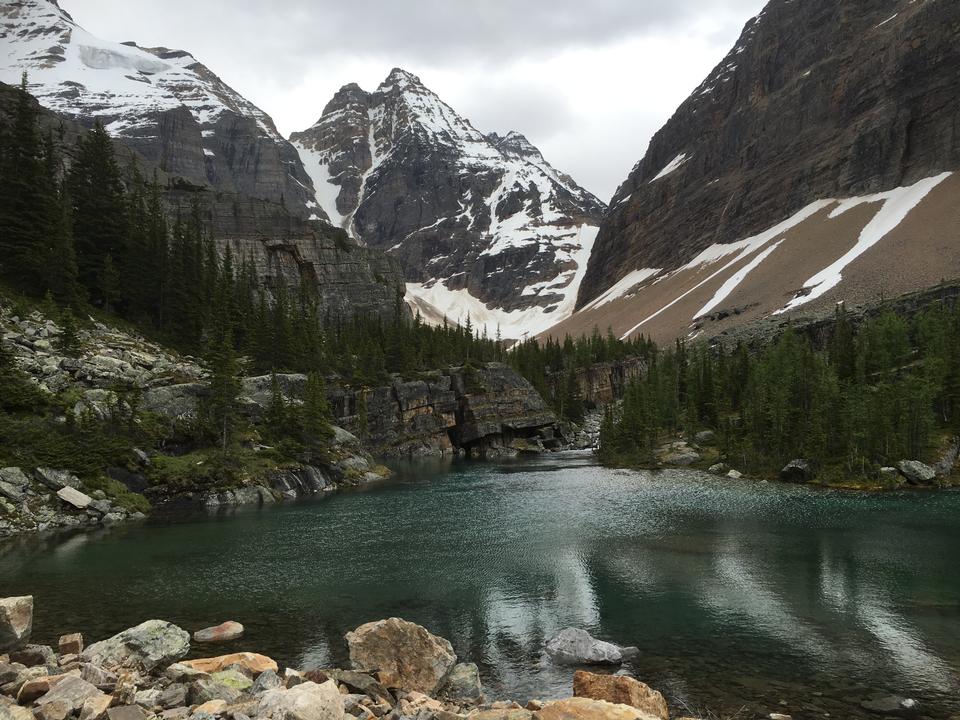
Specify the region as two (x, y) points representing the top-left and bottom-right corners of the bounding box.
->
(599, 303), (960, 482)
(0, 78), (645, 408)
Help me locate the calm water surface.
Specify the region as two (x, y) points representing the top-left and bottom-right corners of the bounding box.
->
(2, 452), (959, 717)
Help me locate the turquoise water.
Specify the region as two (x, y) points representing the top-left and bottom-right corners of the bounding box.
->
(2, 452), (959, 717)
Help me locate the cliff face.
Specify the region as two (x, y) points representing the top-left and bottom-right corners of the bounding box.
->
(562, 0), (960, 344)
(328, 363), (562, 459)
(291, 69), (606, 339)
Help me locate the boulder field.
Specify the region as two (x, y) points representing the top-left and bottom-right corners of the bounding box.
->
(1, 603), (692, 720)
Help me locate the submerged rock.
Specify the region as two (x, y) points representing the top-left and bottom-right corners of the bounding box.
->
(345, 618), (456, 695)
(81, 620), (190, 671)
(572, 671), (668, 720)
(192, 621), (244, 644)
(544, 628), (636, 666)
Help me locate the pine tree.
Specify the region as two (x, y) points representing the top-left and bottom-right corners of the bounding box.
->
(68, 121), (127, 305)
(57, 308), (82, 358)
(302, 372), (334, 441)
(205, 329), (242, 451)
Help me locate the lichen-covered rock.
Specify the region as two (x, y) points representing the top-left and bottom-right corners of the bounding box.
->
(573, 671), (669, 720)
(345, 618), (456, 695)
(81, 620), (190, 671)
(898, 460), (937, 485)
(0, 596), (33, 652)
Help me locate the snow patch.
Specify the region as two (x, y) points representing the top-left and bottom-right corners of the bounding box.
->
(582, 268), (662, 312)
(650, 153), (690, 183)
(777, 172), (952, 313)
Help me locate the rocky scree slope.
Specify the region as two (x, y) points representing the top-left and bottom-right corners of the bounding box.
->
(564, 0), (960, 344)
(0, 0), (323, 219)
(291, 69), (606, 339)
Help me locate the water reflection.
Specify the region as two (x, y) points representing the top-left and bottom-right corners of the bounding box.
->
(1, 455), (958, 717)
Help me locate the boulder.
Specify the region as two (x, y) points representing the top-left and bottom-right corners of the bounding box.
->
(708, 463), (728, 475)
(192, 622), (244, 644)
(440, 662), (482, 702)
(0, 468), (29, 503)
(257, 680), (344, 720)
(897, 460), (937, 485)
(573, 671), (668, 720)
(189, 677), (242, 705)
(56, 487), (92, 510)
(0, 704), (34, 720)
(180, 652), (277, 675)
(81, 620), (190, 671)
(694, 430), (715, 445)
(0, 596), (33, 651)
(35, 676), (105, 714)
(345, 618), (456, 694)
(59, 634), (84, 656)
(210, 669), (253, 691)
(9, 644), (55, 667)
(308, 669), (392, 706)
(16, 673), (76, 704)
(105, 706), (149, 720)
(250, 670), (283, 695)
(878, 467), (901, 484)
(34, 469), (81, 491)
(779, 460), (812, 483)
(78, 693), (112, 720)
(726, 470), (743, 480)
(539, 698), (662, 720)
(545, 628), (633, 665)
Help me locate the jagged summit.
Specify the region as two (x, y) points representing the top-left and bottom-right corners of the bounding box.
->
(291, 68), (605, 339)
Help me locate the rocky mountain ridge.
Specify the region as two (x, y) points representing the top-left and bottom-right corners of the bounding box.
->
(0, 0), (322, 219)
(291, 69), (606, 339)
(558, 0), (960, 344)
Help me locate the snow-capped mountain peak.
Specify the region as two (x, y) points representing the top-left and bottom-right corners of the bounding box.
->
(1, 0), (319, 216)
(290, 68), (606, 339)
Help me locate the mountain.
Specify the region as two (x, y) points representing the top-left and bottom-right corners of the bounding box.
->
(0, 0), (323, 219)
(0, 1), (407, 320)
(290, 69), (606, 339)
(555, 0), (960, 344)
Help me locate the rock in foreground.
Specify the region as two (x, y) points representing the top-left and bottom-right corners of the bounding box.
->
(573, 671), (669, 720)
(346, 617), (456, 694)
(81, 620), (190, 671)
(545, 628), (637, 665)
(258, 680), (344, 720)
(540, 697), (664, 720)
(0, 596), (33, 651)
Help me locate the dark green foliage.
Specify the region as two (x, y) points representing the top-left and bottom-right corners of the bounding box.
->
(599, 306), (960, 482)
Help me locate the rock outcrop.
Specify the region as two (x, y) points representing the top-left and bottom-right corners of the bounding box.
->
(329, 363), (562, 459)
(291, 68), (606, 339)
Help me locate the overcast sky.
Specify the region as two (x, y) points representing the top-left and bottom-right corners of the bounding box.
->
(65, 0), (766, 202)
